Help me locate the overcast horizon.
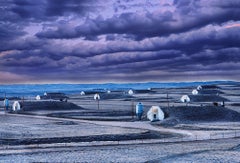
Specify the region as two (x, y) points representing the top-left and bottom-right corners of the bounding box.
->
(1, 0), (240, 84)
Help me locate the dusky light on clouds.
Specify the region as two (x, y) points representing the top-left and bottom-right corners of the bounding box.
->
(0, 0), (240, 84)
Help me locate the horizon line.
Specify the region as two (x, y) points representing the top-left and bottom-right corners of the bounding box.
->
(0, 80), (238, 85)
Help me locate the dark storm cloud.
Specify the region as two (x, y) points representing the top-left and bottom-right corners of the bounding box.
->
(191, 48), (240, 66)
(0, 22), (26, 40)
(89, 50), (182, 67)
(11, 0), (46, 19)
(4, 23), (240, 76)
(36, 11), (173, 39)
(0, 37), (45, 52)
(45, 0), (96, 17)
(11, 0), (97, 20)
(1, 0), (240, 83)
(79, 24), (240, 77)
(53, 24), (240, 60)
(0, 0), (18, 22)
(36, 11), (178, 39)
(36, 0), (240, 40)
(0, 0), (99, 48)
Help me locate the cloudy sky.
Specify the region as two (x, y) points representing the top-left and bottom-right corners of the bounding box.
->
(1, 0), (240, 84)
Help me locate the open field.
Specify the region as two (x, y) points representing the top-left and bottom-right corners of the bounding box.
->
(0, 82), (240, 162)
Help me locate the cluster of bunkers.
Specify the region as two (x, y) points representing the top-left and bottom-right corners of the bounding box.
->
(2, 85), (224, 122)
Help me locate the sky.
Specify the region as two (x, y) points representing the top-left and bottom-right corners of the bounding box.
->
(0, 0), (240, 84)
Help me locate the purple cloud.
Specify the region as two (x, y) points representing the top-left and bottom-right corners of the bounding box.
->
(0, 0), (240, 83)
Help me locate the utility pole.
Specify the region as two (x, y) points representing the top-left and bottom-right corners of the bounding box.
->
(4, 92), (6, 112)
(131, 100), (134, 119)
(167, 92), (169, 109)
(2, 92), (10, 113)
(94, 93), (100, 110)
(97, 99), (99, 110)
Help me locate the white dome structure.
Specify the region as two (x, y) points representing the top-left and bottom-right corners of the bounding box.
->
(107, 90), (111, 94)
(94, 93), (100, 100)
(197, 85), (202, 90)
(36, 95), (41, 100)
(128, 89), (134, 95)
(80, 91), (85, 95)
(192, 89), (198, 95)
(147, 106), (165, 122)
(180, 95), (190, 103)
(12, 101), (21, 111)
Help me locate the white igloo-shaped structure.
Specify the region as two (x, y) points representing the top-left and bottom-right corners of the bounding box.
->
(180, 95), (190, 103)
(36, 95), (41, 100)
(94, 93), (100, 100)
(12, 101), (21, 111)
(128, 89), (134, 95)
(192, 89), (198, 95)
(80, 91), (85, 95)
(147, 106), (165, 122)
(197, 85), (202, 90)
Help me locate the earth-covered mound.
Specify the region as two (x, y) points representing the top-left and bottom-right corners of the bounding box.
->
(99, 93), (134, 100)
(0, 97), (22, 101)
(189, 95), (228, 102)
(160, 106), (240, 126)
(17, 101), (83, 111)
(198, 89), (224, 95)
(202, 85), (220, 89)
(40, 92), (69, 101)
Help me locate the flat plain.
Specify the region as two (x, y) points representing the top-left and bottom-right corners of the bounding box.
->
(0, 82), (240, 162)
